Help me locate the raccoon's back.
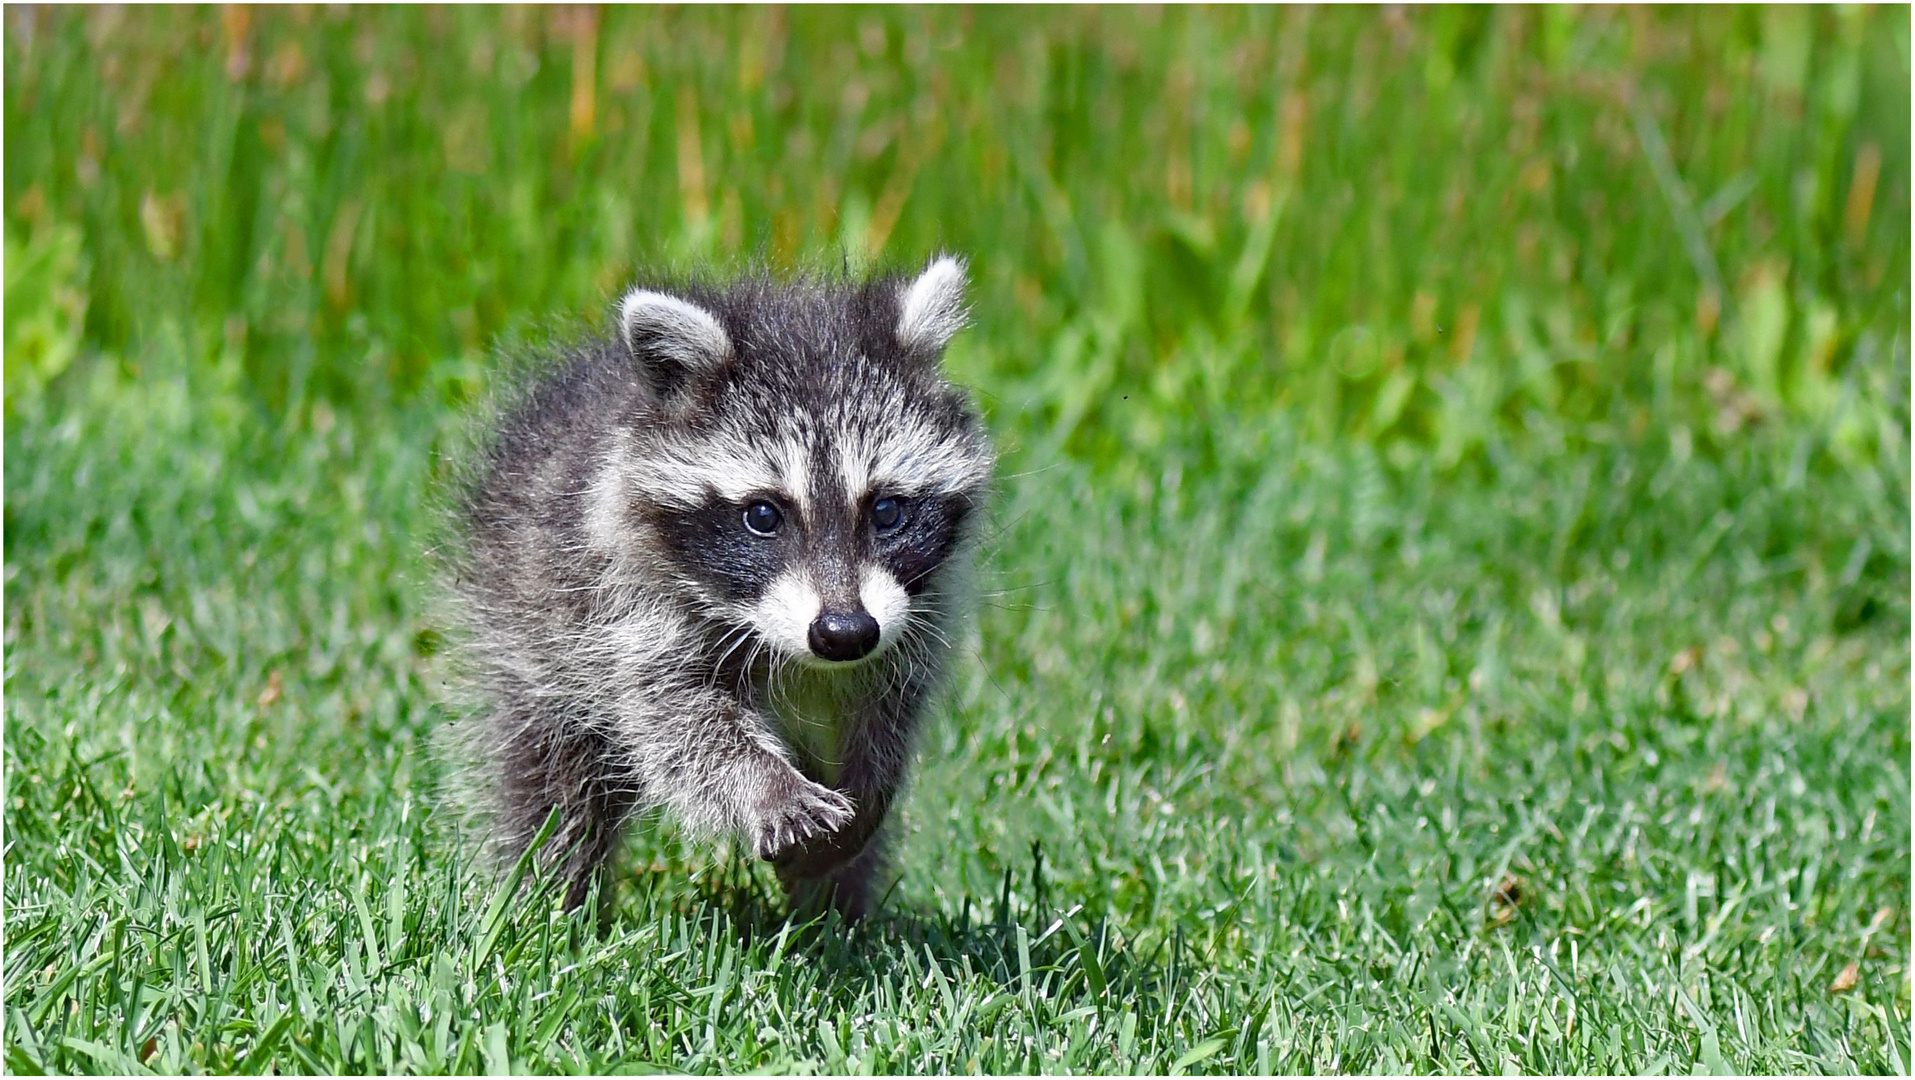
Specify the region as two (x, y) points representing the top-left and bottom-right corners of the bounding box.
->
(455, 336), (645, 635)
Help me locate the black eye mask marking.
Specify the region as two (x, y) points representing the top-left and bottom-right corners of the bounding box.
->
(651, 484), (968, 605)
(654, 493), (794, 602)
(879, 494), (969, 595)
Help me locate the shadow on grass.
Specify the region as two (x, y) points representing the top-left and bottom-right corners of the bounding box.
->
(599, 837), (1172, 1018)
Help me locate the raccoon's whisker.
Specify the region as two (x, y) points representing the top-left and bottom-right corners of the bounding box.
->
(976, 600), (1049, 616)
(912, 619), (956, 653)
(992, 462), (1069, 482)
(973, 578), (1053, 597)
(897, 630), (941, 687)
(710, 623), (756, 678)
(909, 640), (947, 680)
(905, 643), (932, 689)
(968, 506), (1039, 555)
(704, 634), (749, 694)
(763, 647), (797, 715)
(968, 643), (1019, 706)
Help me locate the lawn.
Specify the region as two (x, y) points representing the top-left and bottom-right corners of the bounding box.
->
(5, 7), (1910, 1074)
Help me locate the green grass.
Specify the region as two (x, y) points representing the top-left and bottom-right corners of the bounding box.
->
(5, 6), (1910, 1074)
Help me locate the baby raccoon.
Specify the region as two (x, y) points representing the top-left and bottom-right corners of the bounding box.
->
(444, 257), (993, 920)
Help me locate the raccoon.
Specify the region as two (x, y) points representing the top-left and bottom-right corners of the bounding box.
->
(443, 257), (993, 920)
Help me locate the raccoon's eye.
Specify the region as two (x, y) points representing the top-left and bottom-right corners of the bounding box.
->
(743, 501), (783, 536)
(871, 496), (905, 534)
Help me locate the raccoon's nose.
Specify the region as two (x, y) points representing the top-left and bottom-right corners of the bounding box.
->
(808, 610), (880, 662)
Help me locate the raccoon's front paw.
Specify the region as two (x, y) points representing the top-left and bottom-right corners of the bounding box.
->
(747, 772), (855, 860)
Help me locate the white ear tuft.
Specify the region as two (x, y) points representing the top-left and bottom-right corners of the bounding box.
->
(896, 255), (969, 354)
(618, 289), (732, 388)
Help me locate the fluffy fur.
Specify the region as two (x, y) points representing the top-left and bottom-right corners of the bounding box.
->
(440, 258), (993, 919)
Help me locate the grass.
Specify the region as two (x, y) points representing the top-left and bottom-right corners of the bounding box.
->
(5, 6), (1911, 1074)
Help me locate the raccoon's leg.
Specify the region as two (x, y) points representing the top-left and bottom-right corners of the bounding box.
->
(622, 687), (855, 860)
(771, 688), (923, 920)
(488, 699), (638, 911)
(823, 828), (894, 922)
(773, 787), (894, 920)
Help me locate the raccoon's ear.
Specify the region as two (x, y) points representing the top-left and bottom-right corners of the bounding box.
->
(895, 255), (969, 357)
(617, 288), (733, 396)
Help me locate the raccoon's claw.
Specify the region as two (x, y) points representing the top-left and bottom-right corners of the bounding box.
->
(749, 774), (855, 859)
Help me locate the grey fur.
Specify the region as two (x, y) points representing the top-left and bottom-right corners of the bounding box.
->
(439, 258), (993, 919)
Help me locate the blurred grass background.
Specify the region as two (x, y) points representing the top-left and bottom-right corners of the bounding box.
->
(5, 6), (1911, 1074)
(7, 6), (1907, 462)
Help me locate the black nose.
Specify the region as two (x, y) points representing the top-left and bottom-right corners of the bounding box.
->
(808, 610), (880, 662)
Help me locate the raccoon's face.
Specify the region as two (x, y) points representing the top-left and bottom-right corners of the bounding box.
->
(591, 257), (992, 667)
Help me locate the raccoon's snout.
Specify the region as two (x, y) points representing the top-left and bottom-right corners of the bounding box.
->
(808, 610), (880, 663)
